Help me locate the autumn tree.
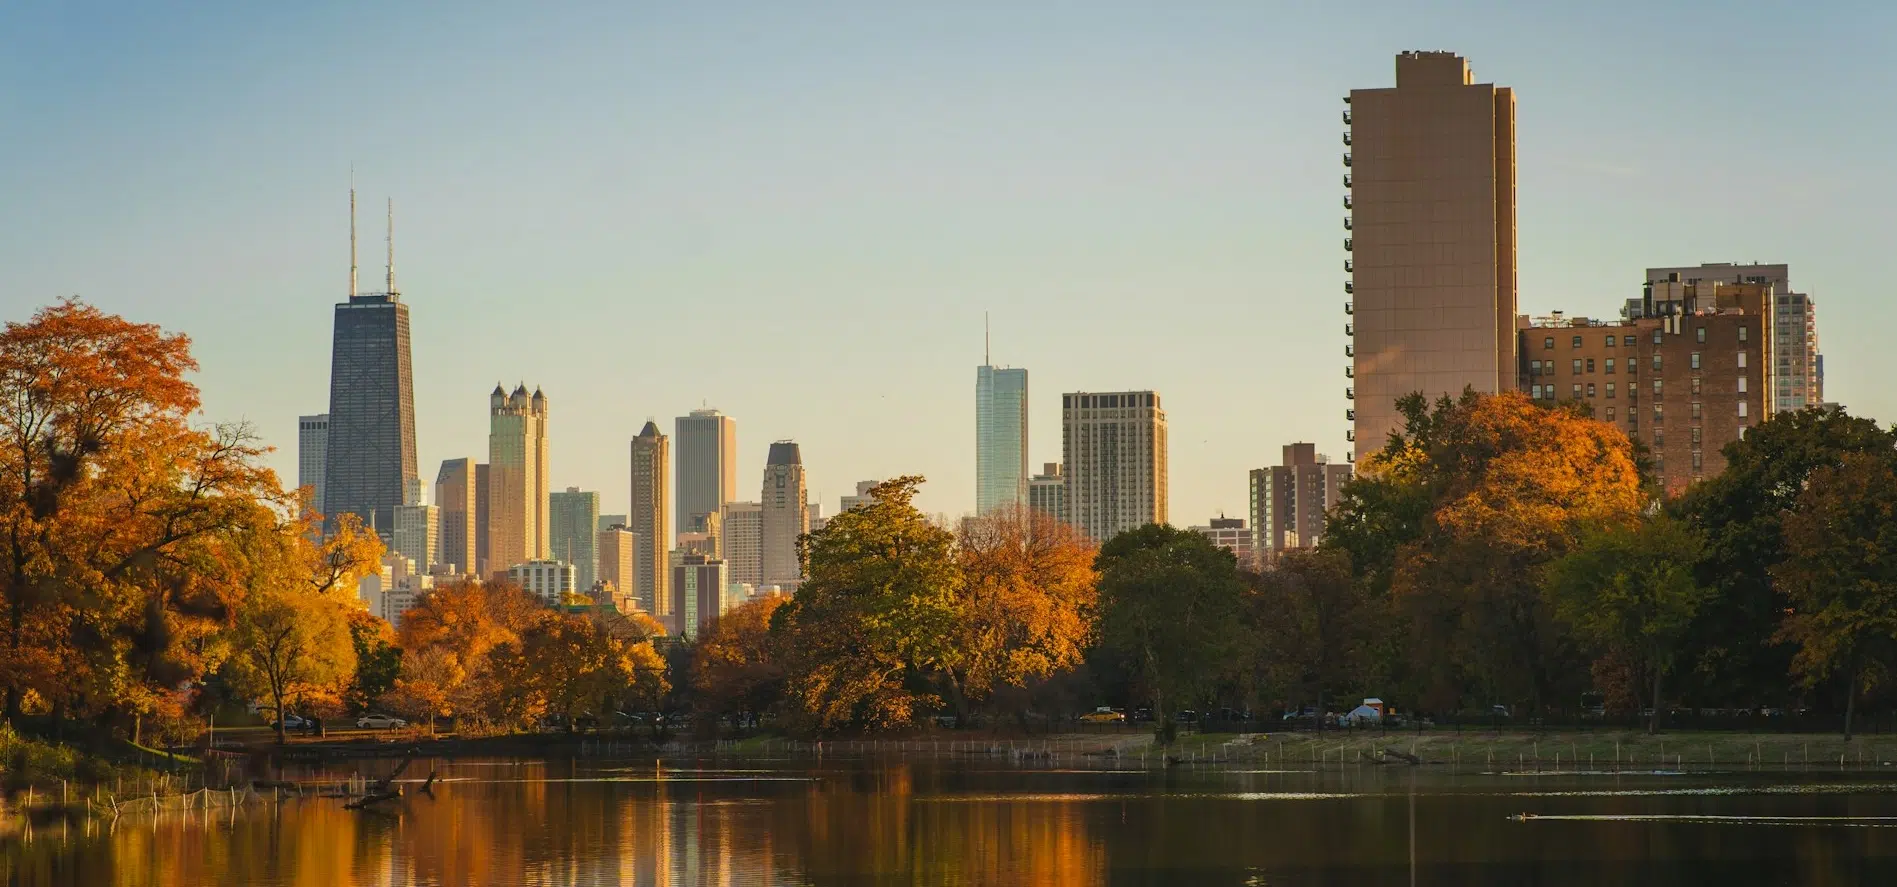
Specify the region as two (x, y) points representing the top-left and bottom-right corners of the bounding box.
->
(1093, 524), (1249, 738)
(344, 610), (402, 717)
(1544, 513), (1711, 734)
(1675, 407), (1897, 706)
(774, 476), (960, 731)
(487, 613), (648, 731)
(943, 506), (1097, 723)
(391, 581), (542, 729)
(0, 300), (285, 734)
(1774, 452), (1897, 739)
(693, 594), (788, 723)
(1326, 390), (1644, 715)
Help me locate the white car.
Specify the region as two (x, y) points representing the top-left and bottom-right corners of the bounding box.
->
(356, 714), (408, 729)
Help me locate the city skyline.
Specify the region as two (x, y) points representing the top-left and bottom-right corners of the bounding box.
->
(6, 5), (1891, 524)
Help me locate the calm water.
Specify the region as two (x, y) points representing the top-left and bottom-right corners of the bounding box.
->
(7, 753), (1897, 885)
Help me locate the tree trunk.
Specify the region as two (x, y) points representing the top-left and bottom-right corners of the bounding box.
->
(1844, 666), (1859, 741)
(272, 683), (287, 746)
(1648, 668), (1663, 736)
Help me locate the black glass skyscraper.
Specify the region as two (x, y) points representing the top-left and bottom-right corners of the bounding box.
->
(324, 194), (418, 536)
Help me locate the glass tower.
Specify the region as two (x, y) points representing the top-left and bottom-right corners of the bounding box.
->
(976, 365), (1029, 514)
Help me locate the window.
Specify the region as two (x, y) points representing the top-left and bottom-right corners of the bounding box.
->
(1629, 417), (1638, 431)
(1655, 430), (1664, 447)
(1653, 353), (1663, 370)
(1690, 352), (1701, 370)
(1606, 358), (1616, 374)
(1739, 401), (1748, 418)
(1739, 326), (1749, 343)
(1738, 351), (1747, 368)
(1587, 383), (1596, 397)
(1544, 337), (1554, 350)
(1653, 329), (1663, 345)
(1738, 376), (1747, 393)
(1607, 382), (1616, 399)
(1571, 336), (1582, 349)
(1691, 377), (1702, 395)
(1571, 384), (1582, 399)
(1572, 359), (1582, 374)
(1530, 359), (1540, 375)
(1691, 427), (1702, 445)
(1606, 335), (1617, 348)
(1654, 403), (1664, 423)
(1530, 384), (1542, 399)
(1653, 380), (1663, 396)
(1691, 402), (1702, 420)
(1625, 335), (1636, 347)
(1586, 358), (1596, 373)
(1606, 406), (1616, 421)
(1691, 451), (1703, 472)
(1696, 326), (1706, 343)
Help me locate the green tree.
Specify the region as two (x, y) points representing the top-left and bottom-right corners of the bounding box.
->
(1093, 524), (1248, 739)
(1249, 548), (1383, 720)
(1774, 451), (1897, 739)
(1544, 513), (1711, 734)
(774, 476), (960, 731)
(1675, 407), (1897, 707)
(344, 611), (401, 717)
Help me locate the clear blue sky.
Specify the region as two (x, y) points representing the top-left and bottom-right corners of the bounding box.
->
(4, 1), (1893, 523)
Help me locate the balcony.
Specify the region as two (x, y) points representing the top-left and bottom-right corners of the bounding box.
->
(1346, 409), (1356, 421)
(1344, 301), (1353, 315)
(1344, 365), (1354, 378)
(1342, 131), (1351, 146)
(1343, 174), (1352, 188)
(1343, 110), (1351, 124)
(1343, 195), (1351, 209)
(1344, 238), (1353, 251)
(1344, 281), (1353, 294)
(1343, 95), (1351, 104)
(1345, 344), (1353, 357)
(1344, 323), (1354, 336)
(1344, 259), (1353, 273)
(1342, 153), (1352, 167)
(1345, 428), (1356, 442)
(1345, 387), (1355, 400)
(1346, 452), (1356, 464)
(1343, 216), (1352, 230)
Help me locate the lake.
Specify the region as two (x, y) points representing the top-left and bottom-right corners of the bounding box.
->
(8, 749), (1897, 885)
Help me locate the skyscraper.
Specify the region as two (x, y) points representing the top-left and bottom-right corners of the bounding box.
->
(597, 524), (637, 611)
(1347, 52), (1517, 460)
(474, 463), (490, 577)
(1027, 463), (1067, 524)
(720, 501), (762, 587)
(760, 442), (808, 588)
(324, 191), (419, 536)
(434, 458), (478, 576)
(486, 384), (549, 576)
(976, 361), (1029, 514)
(839, 480), (880, 514)
(675, 409), (737, 536)
(298, 414), (328, 517)
(392, 503), (439, 573)
(1643, 263), (1820, 414)
(630, 421), (671, 618)
(1062, 391), (1167, 542)
(672, 554), (731, 638)
(1249, 443), (1353, 566)
(549, 487), (601, 592)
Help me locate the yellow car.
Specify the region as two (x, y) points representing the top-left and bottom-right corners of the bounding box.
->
(1080, 707), (1125, 723)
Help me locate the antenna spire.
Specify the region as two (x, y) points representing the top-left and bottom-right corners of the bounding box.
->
(985, 311), (990, 365)
(348, 173), (359, 299)
(385, 197), (397, 296)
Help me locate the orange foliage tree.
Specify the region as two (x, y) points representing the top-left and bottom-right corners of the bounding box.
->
(945, 506), (1097, 722)
(692, 594), (788, 722)
(389, 581), (543, 729)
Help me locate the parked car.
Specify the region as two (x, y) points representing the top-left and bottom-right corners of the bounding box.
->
(1080, 707), (1124, 723)
(271, 713), (310, 730)
(356, 713), (408, 730)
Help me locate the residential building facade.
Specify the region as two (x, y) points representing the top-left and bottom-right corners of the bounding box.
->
(721, 501), (763, 587)
(509, 559), (576, 607)
(1061, 391), (1167, 541)
(672, 554), (731, 638)
(392, 503), (438, 573)
(1250, 443), (1353, 565)
(1190, 516), (1254, 567)
(297, 414), (328, 517)
(1027, 463), (1067, 525)
(1644, 263), (1820, 414)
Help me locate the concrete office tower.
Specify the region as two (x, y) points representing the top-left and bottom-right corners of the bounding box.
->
(672, 554), (731, 638)
(1190, 516), (1253, 567)
(508, 560), (576, 607)
(1521, 278), (1773, 494)
(596, 524), (637, 611)
(1061, 391), (1168, 541)
(1028, 463), (1067, 524)
(434, 459), (478, 576)
(760, 442), (809, 588)
(1644, 263), (1820, 413)
(1249, 443), (1354, 566)
(839, 480), (879, 514)
(324, 191), (419, 536)
(392, 503), (439, 572)
(1346, 52), (1517, 461)
(548, 487), (600, 593)
(630, 421), (672, 618)
(720, 501), (762, 586)
(676, 409), (737, 536)
(485, 384), (550, 576)
(976, 363), (1029, 514)
(298, 414), (328, 516)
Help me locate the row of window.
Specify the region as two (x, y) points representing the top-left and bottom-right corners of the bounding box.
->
(1539, 327), (1751, 350)
(1531, 351), (1747, 375)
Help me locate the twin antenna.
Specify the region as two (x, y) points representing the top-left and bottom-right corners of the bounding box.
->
(348, 174), (398, 298)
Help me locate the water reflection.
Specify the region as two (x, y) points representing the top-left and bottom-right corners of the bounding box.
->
(8, 756), (1897, 885)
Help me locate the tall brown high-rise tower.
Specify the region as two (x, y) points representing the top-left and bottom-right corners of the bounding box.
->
(1346, 52), (1517, 459)
(630, 422), (671, 617)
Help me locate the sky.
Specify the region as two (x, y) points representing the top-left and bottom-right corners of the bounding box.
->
(4, 1), (1895, 523)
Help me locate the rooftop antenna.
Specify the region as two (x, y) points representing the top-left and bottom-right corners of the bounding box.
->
(984, 310), (990, 365)
(348, 168), (359, 299)
(385, 197), (397, 297)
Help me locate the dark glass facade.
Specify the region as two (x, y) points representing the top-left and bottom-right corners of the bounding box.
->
(324, 293), (418, 536)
